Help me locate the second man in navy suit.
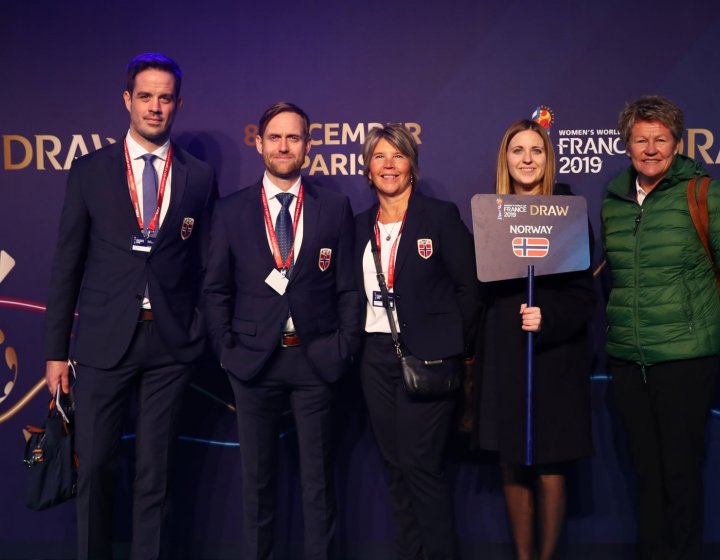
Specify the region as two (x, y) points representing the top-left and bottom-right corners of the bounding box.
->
(203, 102), (361, 560)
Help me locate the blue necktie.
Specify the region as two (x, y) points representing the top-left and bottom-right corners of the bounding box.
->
(275, 192), (294, 272)
(141, 154), (158, 233)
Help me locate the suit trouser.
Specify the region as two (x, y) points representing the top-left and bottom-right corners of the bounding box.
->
(228, 346), (336, 560)
(610, 356), (717, 560)
(360, 333), (459, 560)
(74, 320), (191, 560)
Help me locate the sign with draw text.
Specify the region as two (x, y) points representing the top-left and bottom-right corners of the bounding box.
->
(471, 194), (590, 282)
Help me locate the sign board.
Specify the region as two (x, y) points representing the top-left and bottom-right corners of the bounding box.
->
(471, 194), (590, 282)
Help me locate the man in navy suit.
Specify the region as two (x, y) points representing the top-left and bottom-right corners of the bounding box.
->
(203, 102), (361, 560)
(43, 53), (216, 560)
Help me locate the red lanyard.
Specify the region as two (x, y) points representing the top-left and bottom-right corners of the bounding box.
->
(261, 184), (304, 272)
(124, 139), (172, 236)
(374, 207), (407, 290)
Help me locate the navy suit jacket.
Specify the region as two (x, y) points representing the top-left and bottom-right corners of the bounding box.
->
(43, 140), (217, 368)
(354, 191), (479, 360)
(203, 179), (361, 382)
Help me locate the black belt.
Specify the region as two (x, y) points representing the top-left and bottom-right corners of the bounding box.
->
(281, 332), (301, 347)
(139, 309), (154, 321)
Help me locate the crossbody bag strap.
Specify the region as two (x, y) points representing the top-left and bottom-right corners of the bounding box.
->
(370, 229), (403, 359)
(687, 176), (720, 292)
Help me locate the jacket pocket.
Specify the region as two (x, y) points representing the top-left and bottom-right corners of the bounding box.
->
(232, 318), (256, 336)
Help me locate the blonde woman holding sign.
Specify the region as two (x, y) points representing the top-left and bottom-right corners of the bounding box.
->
(475, 119), (594, 560)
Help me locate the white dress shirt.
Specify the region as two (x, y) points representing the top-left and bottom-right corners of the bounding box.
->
(125, 131), (173, 309)
(362, 223), (402, 333)
(125, 131), (173, 227)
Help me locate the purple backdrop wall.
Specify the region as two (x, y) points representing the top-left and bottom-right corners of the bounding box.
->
(2, 2), (720, 558)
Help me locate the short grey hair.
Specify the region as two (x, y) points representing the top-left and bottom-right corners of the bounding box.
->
(618, 95), (684, 145)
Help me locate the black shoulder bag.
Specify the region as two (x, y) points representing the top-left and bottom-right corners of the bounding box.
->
(370, 230), (461, 395)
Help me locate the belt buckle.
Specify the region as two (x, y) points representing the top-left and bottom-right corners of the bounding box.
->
(281, 332), (300, 348)
(138, 309), (154, 322)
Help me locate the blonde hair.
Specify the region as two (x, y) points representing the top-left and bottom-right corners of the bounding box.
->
(495, 119), (555, 196)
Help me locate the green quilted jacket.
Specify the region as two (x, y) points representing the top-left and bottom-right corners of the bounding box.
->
(601, 154), (720, 365)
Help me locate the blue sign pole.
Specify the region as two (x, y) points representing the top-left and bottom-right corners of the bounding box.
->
(525, 265), (535, 466)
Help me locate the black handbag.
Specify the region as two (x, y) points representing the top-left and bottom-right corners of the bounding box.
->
(400, 354), (462, 394)
(23, 387), (78, 511)
(370, 232), (461, 396)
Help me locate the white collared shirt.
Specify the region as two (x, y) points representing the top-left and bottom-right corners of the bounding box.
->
(636, 177), (648, 206)
(262, 172), (304, 332)
(362, 228), (402, 333)
(262, 171), (304, 260)
(125, 131), (173, 227)
(125, 132), (173, 310)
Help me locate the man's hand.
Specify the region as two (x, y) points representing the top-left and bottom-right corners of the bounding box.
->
(46, 360), (70, 395)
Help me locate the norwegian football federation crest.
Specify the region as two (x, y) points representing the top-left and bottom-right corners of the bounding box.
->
(512, 237), (549, 258)
(180, 217), (195, 240)
(318, 248), (332, 271)
(417, 239), (433, 259)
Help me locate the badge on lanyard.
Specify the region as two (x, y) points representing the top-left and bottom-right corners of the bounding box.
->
(372, 290), (395, 308)
(131, 233), (156, 253)
(123, 139), (172, 248)
(265, 268), (289, 295)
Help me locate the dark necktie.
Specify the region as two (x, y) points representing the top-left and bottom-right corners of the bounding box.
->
(275, 192), (294, 269)
(141, 154), (158, 233)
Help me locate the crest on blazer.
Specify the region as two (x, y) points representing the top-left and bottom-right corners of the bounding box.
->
(180, 217), (195, 240)
(417, 239), (433, 259)
(318, 248), (332, 271)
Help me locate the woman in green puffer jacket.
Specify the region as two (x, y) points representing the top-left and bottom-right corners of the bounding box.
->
(601, 95), (719, 560)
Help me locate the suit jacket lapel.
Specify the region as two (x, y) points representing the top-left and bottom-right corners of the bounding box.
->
(252, 181), (277, 270)
(289, 179), (319, 281)
(109, 143), (144, 237)
(154, 142), (187, 246)
(352, 205), (375, 293)
(394, 192), (424, 277)
(361, 203), (379, 249)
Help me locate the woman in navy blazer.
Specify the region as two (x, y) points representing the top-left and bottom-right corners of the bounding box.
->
(354, 124), (479, 560)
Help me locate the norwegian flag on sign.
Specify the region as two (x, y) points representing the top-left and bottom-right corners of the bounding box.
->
(512, 237), (549, 258)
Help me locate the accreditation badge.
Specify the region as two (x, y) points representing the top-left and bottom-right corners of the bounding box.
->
(372, 290), (395, 308)
(265, 268), (289, 295)
(417, 238), (433, 259)
(180, 217), (195, 240)
(131, 234), (155, 253)
(318, 248), (332, 271)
